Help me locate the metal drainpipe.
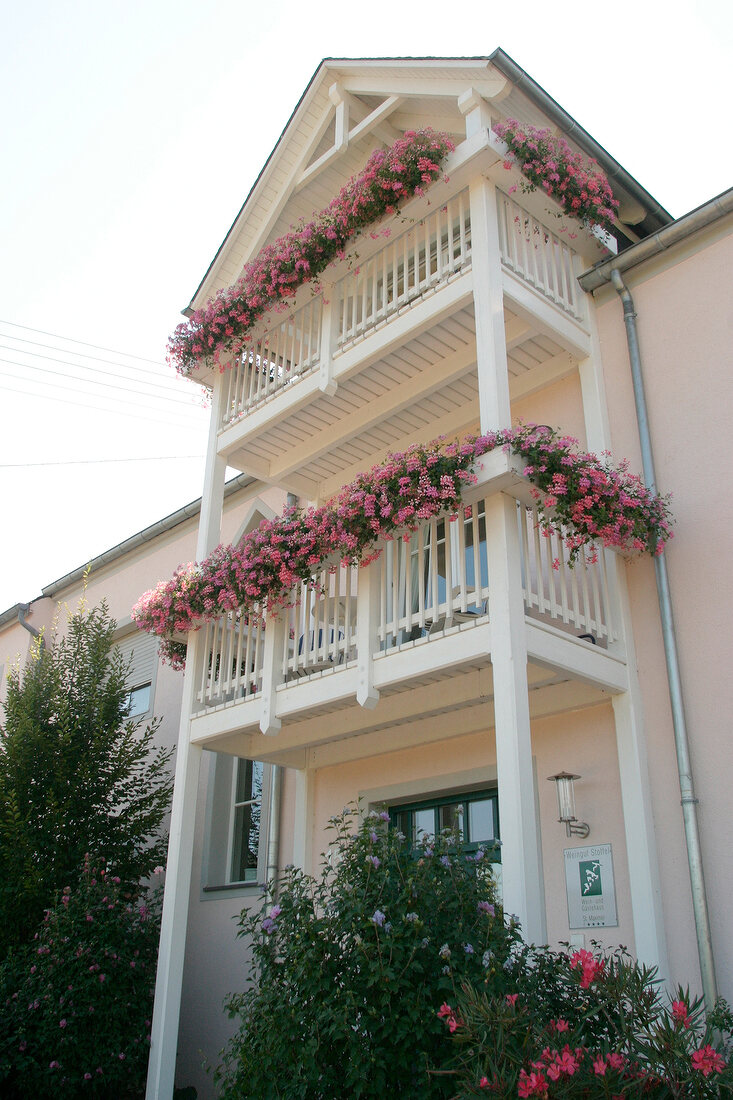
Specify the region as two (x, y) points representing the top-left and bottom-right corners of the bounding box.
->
(610, 268), (718, 1010)
(265, 765), (282, 901)
(263, 493), (298, 900)
(18, 603), (44, 649)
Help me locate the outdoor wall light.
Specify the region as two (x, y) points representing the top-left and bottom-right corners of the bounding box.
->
(547, 772), (590, 838)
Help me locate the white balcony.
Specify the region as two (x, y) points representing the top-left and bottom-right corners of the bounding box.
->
(212, 137), (596, 497)
(188, 452), (627, 763)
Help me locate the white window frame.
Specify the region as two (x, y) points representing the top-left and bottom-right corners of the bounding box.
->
(114, 625), (159, 722)
(201, 754), (272, 895)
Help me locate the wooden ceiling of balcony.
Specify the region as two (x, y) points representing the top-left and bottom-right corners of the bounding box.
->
(223, 301), (576, 500)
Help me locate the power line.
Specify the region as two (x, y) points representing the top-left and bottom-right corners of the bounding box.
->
(1, 455), (205, 469)
(0, 317), (174, 368)
(0, 332), (191, 386)
(0, 353), (205, 409)
(0, 380), (209, 430)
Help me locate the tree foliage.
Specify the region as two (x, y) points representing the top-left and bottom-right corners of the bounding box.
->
(0, 857), (162, 1097)
(217, 807), (516, 1099)
(0, 600), (173, 955)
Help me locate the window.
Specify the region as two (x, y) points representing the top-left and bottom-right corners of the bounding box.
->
(115, 630), (158, 720)
(390, 788), (500, 862)
(203, 755), (271, 892)
(229, 759), (263, 884)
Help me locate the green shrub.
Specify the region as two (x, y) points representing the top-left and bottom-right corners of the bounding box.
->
(216, 807), (517, 1099)
(0, 856), (162, 1097)
(442, 943), (733, 1096)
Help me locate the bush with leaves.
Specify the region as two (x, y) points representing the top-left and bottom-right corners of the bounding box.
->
(0, 857), (163, 1097)
(216, 807), (517, 1099)
(0, 600), (174, 955)
(441, 942), (733, 1096)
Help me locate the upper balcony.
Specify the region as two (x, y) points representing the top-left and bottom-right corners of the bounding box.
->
(210, 132), (605, 501)
(186, 451), (629, 766)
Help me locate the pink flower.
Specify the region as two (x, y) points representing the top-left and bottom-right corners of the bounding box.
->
(691, 1045), (725, 1076)
(671, 999), (690, 1028)
(517, 1068), (548, 1097)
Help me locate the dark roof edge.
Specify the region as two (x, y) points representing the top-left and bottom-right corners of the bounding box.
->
(488, 48), (673, 232)
(40, 472), (255, 598)
(0, 473), (256, 624)
(579, 185), (733, 292)
(0, 603), (25, 631)
(184, 59), (328, 316)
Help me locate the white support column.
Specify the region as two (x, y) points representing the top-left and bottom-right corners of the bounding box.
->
(457, 87), (493, 140)
(468, 176), (512, 431)
(146, 381), (228, 1100)
(318, 290), (338, 397)
(260, 611), (285, 736)
(356, 559), (380, 709)
(292, 762), (315, 873)
(329, 82), (349, 152)
(484, 492), (546, 945)
(578, 340), (669, 978)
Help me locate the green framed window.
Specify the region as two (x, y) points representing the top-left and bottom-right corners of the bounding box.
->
(389, 788), (500, 861)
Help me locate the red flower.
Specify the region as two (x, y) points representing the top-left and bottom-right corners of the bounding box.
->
(691, 1045), (725, 1077)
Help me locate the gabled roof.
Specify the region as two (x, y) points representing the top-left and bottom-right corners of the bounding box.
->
(186, 50), (672, 317)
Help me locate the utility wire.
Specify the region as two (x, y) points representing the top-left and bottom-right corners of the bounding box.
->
(1, 455), (205, 469)
(0, 353), (204, 409)
(0, 317), (173, 367)
(0, 334), (197, 388)
(0, 380), (208, 430)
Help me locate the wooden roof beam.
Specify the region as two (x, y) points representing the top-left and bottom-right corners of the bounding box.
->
(294, 87), (403, 194)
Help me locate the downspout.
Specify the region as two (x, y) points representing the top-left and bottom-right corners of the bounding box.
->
(18, 603), (44, 649)
(610, 268), (718, 1010)
(265, 765), (282, 901)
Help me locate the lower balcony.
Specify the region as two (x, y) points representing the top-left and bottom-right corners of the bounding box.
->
(187, 453), (629, 763)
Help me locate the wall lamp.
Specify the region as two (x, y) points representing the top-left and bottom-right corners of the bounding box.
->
(547, 772), (590, 838)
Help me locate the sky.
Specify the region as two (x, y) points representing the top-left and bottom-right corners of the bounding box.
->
(1, 0), (731, 617)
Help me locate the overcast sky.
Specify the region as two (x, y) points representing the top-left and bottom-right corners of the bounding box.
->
(1, 0), (731, 618)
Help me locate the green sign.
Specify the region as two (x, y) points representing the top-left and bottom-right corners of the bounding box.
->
(564, 844), (617, 929)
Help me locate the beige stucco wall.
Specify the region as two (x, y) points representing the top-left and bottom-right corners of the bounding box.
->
(593, 220), (733, 1001)
(308, 700), (635, 955)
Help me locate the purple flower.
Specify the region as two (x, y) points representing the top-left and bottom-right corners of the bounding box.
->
(378, 811), (390, 822)
(367, 855), (380, 869)
(478, 901), (496, 916)
(464, 943), (474, 954)
(369, 831), (379, 844)
(440, 855), (451, 868)
(371, 909), (386, 927)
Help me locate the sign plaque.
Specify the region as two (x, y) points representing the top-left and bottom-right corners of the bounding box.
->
(564, 844), (617, 929)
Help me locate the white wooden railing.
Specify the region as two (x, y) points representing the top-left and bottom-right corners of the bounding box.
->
(335, 189), (471, 349)
(517, 504), (617, 642)
(279, 565), (359, 679)
(193, 492), (619, 715)
(219, 295), (322, 426)
(377, 503), (490, 651)
(497, 190), (584, 322)
(195, 608), (266, 709)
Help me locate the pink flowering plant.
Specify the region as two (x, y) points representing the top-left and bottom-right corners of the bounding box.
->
(441, 942), (733, 1097)
(132, 425), (672, 668)
(0, 858), (164, 1098)
(494, 120), (619, 234)
(216, 806), (516, 1099)
(167, 129), (454, 375)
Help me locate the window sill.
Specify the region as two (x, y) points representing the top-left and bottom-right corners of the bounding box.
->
(202, 880), (264, 897)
